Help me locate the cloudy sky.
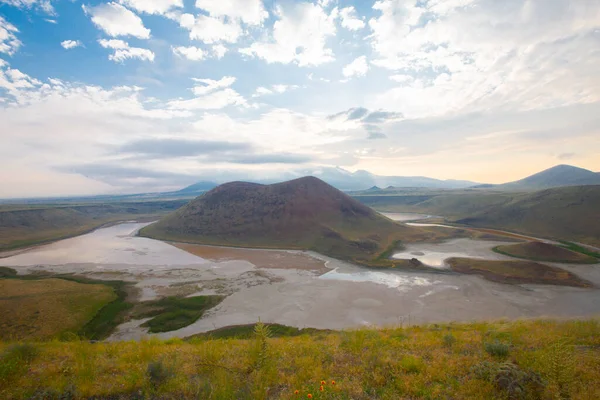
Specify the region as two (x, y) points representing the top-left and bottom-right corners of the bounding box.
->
(1, 0), (599, 197)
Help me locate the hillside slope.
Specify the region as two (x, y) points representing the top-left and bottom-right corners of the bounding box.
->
(141, 177), (433, 263)
(356, 185), (600, 246)
(0, 200), (187, 251)
(495, 164), (600, 190)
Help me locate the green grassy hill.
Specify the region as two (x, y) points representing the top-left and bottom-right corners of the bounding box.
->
(0, 319), (598, 399)
(355, 185), (600, 246)
(140, 177), (437, 265)
(0, 200), (187, 251)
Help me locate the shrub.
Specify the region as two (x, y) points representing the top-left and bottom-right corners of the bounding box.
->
(400, 355), (424, 374)
(443, 333), (456, 348)
(539, 340), (575, 399)
(0, 343), (39, 382)
(147, 359), (173, 389)
(485, 340), (510, 358)
(472, 361), (545, 399)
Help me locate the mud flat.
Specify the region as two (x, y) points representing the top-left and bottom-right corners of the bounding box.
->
(1, 222), (599, 341)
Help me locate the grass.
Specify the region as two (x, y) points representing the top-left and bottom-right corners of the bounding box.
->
(493, 241), (599, 264)
(560, 241), (600, 259)
(0, 278), (116, 341)
(0, 319), (598, 399)
(189, 323), (330, 340)
(133, 296), (225, 333)
(446, 257), (593, 288)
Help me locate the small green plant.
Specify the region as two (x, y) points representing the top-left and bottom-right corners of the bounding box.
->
(0, 343), (39, 384)
(400, 355), (424, 374)
(443, 333), (456, 348)
(251, 320), (271, 371)
(147, 359), (173, 389)
(485, 340), (510, 358)
(539, 340), (575, 399)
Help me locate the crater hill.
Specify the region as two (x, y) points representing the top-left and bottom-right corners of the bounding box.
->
(140, 176), (435, 265)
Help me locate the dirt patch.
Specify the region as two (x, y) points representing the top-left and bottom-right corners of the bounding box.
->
(171, 243), (330, 273)
(447, 257), (593, 288)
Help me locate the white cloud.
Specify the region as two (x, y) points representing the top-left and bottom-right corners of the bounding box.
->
(98, 39), (155, 62)
(367, 0), (600, 118)
(83, 2), (151, 39)
(172, 46), (205, 61)
(190, 76), (236, 96)
(0, 0), (54, 14)
(168, 88), (246, 110)
(339, 6), (365, 30)
(61, 40), (82, 50)
(240, 2), (337, 66)
(212, 44), (228, 59)
(0, 16), (22, 56)
(177, 13), (241, 44)
(195, 0), (268, 25)
(119, 0), (182, 15)
(342, 55), (369, 78)
(252, 84), (300, 97)
(389, 74), (414, 84)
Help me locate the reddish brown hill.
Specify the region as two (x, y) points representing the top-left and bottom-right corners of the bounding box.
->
(140, 176), (431, 262)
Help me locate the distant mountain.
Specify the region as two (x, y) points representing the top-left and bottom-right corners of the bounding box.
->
(179, 167), (480, 193)
(174, 181), (218, 194)
(140, 176), (432, 264)
(493, 165), (600, 190)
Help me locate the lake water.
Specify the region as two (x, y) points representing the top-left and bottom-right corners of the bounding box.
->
(2, 222), (600, 340)
(382, 213), (434, 222)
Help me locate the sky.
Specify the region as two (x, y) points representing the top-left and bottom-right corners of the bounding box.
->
(0, 0), (599, 197)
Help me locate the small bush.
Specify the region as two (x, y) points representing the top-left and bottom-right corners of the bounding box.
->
(400, 355), (424, 374)
(147, 360), (173, 389)
(472, 361), (545, 399)
(0, 343), (39, 382)
(443, 333), (456, 348)
(485, 340), (510, 358)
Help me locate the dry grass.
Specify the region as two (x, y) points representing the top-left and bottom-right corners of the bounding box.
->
(447, 258), (593, 288)
(494, 241), (598, 264)
(0, 279), (116, 341)
(0, 319), (599, 399)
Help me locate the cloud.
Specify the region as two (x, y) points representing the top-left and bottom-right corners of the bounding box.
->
(363, 110), (403, 123)
(195, 0), (268, 25)
(228, 153), (313, 165)
(118, 138), (251, 158)
(172, 46), (205, 61)
(167, 77), (245, 110)
(557, 152), (576, 161)
(98, 39), (155, 62)
(342, 55), (369, 78)
(212, 44), (228, 59)
(338, 6), (365, 30)
(190, 76), (236, 96)
(0, 16), (22, 56)
(119, 0), (182, 15)
(0, 0), (54, 14)
(60, 40), (82, 50)
(83, 2), (151, 39)
(177, 13), (241, 44)
(367, 0), (600, 118)
(240, 2), (337, 66)
(252, 84), (300, 97)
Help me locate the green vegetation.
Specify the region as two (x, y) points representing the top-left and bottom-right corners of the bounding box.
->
(560, 241), (600, 259)
(0, 319), (598, 399)
(493, 241), (599, 264)
(355, 185), (600, 247)
(0, 277), (117, 341)
(0, 199), (187, 251)
(133, 295), (225, 333)
(190, 323), (329, 340)
(446, 257), (593, 287)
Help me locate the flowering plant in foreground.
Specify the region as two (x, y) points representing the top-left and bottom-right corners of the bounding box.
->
(294, 379), (337, 398)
